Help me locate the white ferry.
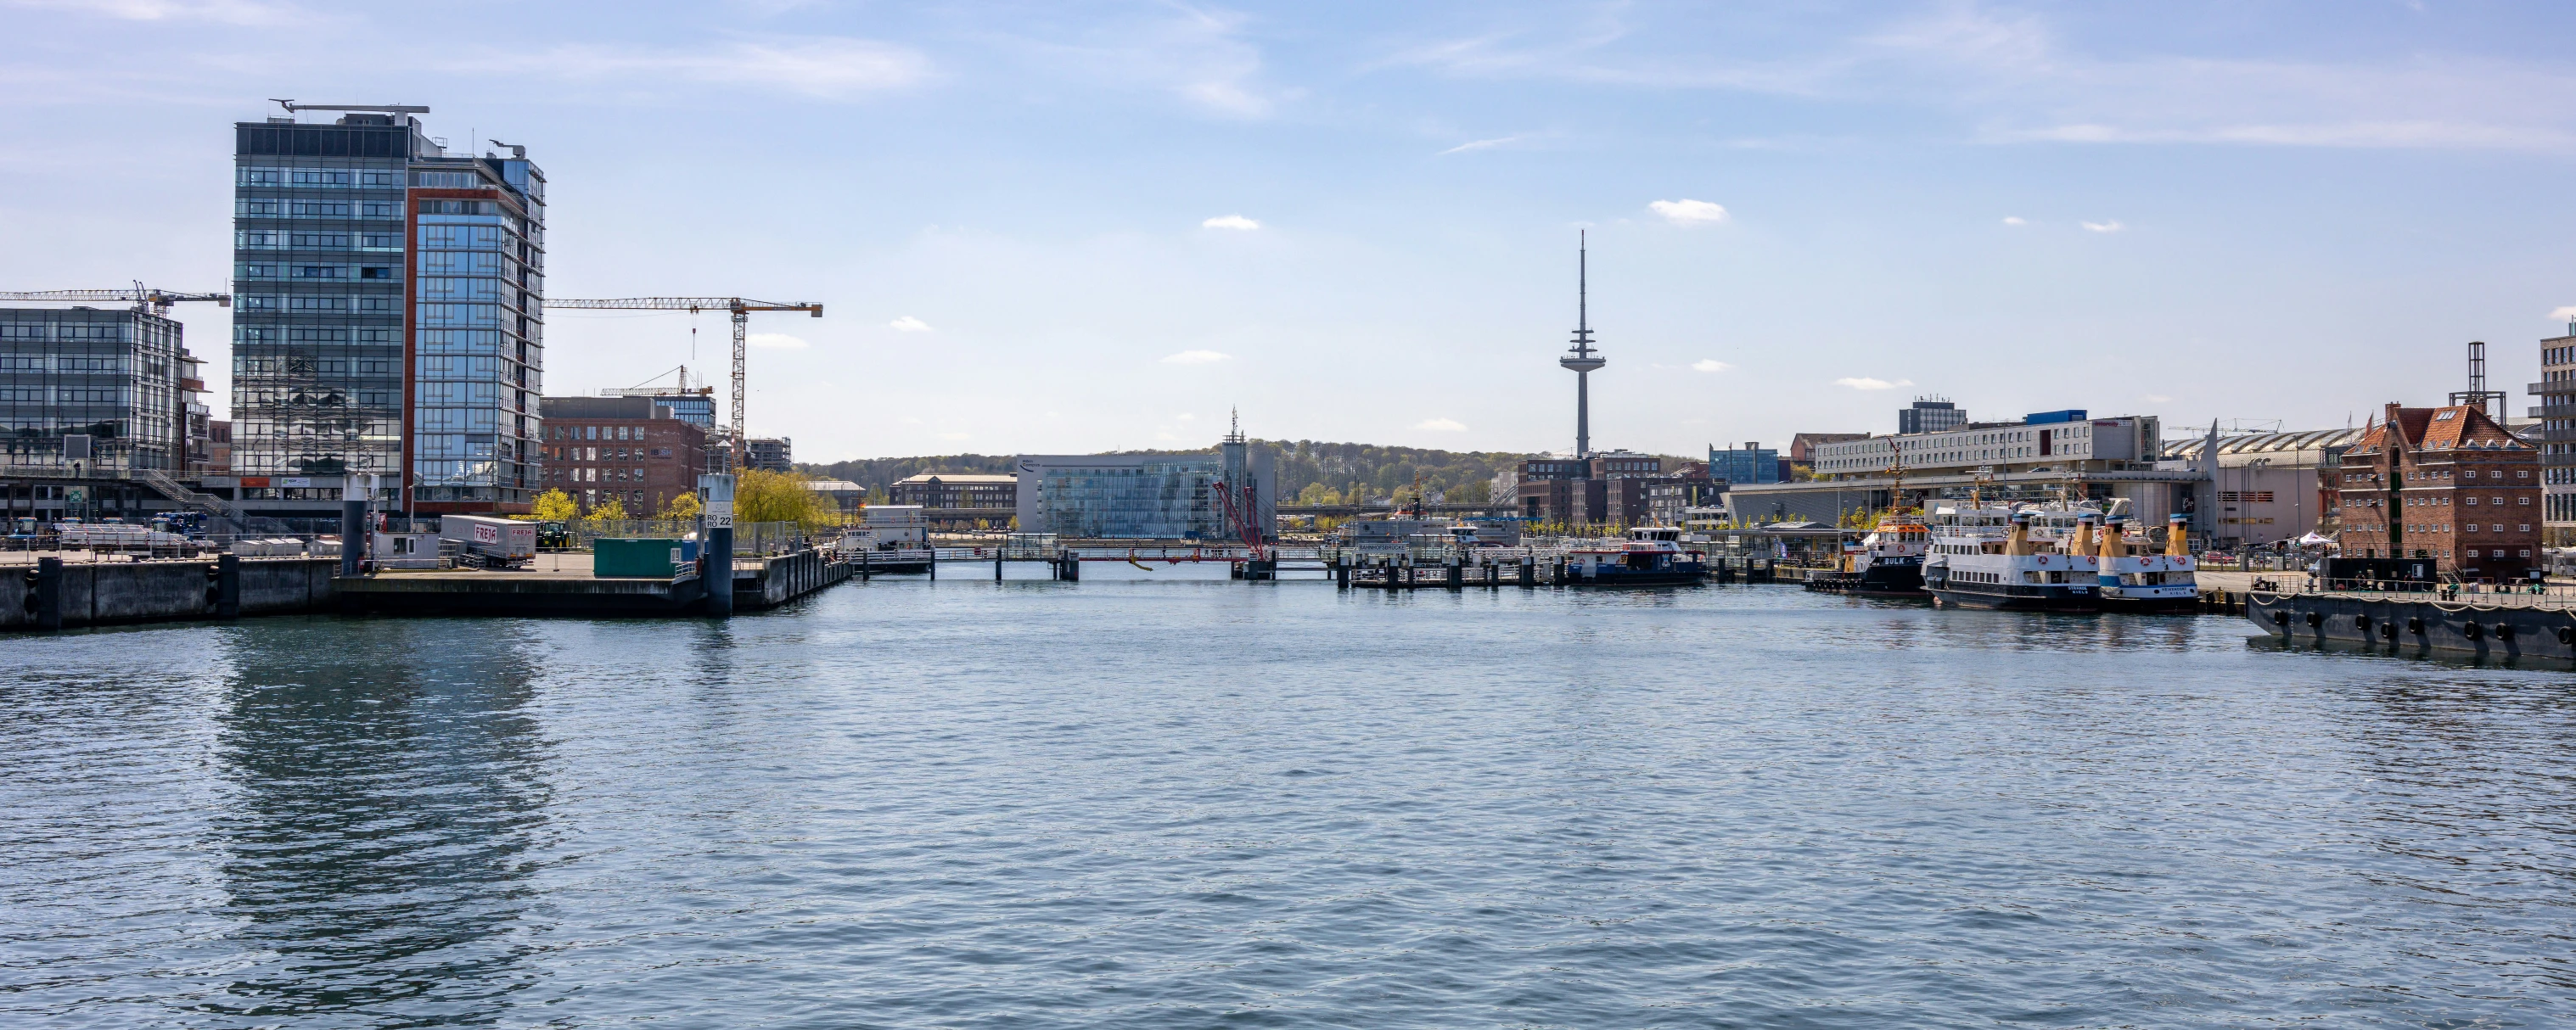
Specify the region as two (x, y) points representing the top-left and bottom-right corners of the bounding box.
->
(1922, 503), (2099, 611)
(2093, 512), (2199, 613)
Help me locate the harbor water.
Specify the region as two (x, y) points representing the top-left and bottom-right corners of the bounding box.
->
(4, 579), (2573, 1027)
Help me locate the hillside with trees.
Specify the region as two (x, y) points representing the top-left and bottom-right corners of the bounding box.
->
(802, 441), (1602, 505)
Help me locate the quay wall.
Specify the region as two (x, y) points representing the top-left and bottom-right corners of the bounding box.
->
(2, 557), (336, 630)
(739, 549), (850, 609)
(2246, 592), (2576, 661)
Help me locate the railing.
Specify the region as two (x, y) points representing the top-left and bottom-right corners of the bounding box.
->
(133, 468), (244, 519)
(2291, 580), (2576, 610)
(558, 519), (815, 557)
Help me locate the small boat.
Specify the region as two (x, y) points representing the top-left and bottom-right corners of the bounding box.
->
(1804, 512), (1930, 597)
(1561, 527), (1708, 587)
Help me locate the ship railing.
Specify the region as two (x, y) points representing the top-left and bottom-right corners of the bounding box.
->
(2292, 580), (2576, 610)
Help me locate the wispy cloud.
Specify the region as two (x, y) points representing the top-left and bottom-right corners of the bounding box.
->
(888, 316), (932, 332)
(2141, 395), (2175, 404)
(1414, 417), (1467, 432)
(1692, 360), (1732, 372)
(1835, 377), (1911, 390)
(2550, 306), (2576, 321)
(471, 37), (929, 99)
(1202, 215), (1260, 231)
(1162, 350), (1231, 365)
(16, 0), (292, 23)
(2081, 220), (2124, 233)
(1649, 199), (1729, 225)
(2001, 216), (2026, 226)
(988, 6), (1281, 118)
(1438, 135), (1519, 155)
(747, 333), (808, 349)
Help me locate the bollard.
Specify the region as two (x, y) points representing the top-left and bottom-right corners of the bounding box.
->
(996, 547), (1005, 582)
(861, 548), (872, 579)
(33, 557), (63, 630)
(215, 553), (240, 619)
(928, 547), (937, 580)
(700, 473), (735, 618)
(1335, 557), (1349, 590)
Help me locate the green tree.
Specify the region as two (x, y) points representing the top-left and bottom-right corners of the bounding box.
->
(530, 489), (578, 522)
(659, 491), (702, 521)
(583, 496), (629, 523)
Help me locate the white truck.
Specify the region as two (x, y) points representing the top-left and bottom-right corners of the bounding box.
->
(438, 515), (537, 568)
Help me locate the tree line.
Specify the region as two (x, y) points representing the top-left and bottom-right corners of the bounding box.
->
(799, 440), (1698, 507)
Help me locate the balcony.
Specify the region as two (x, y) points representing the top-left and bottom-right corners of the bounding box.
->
(2532, 381), (2576, 396)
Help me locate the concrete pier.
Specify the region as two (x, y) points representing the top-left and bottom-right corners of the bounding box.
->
(1, 557), (336, 630)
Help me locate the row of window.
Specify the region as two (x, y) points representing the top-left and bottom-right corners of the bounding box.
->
(238, 168), (406, 188)
(237, 296), (401, 312)
(2374, 523), (2533, 534)
(239, 264), (398, 280)
(238, 231), (403, 251)
(0, 388), (123, 403)
(236, 357), (396, 376)
(0, 356), (128, 372)
(552, 446), (673, 461)
(418, 278), (506, 301)
(549, 424), (657, 441)
(0, 323), (126, 340)
(237, 199), (403, 219)
(549, 467), (652, 483)
(2342, 468), (2528, 483)
(236, 327), (401, 344)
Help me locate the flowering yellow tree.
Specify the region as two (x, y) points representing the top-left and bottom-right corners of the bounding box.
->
(531, 489), (579, 522)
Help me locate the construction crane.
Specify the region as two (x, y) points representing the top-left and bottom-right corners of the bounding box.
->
(547, 297), (822, 461)
(0, 285), (231, 315)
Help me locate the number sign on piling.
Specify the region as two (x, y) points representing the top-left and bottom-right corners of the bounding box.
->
(704, 501), (734, 529)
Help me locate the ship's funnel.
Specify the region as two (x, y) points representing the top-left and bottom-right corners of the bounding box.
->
(2166, 512), (2191, 558)
(2099, 517), (2125, 561)
(2006, 512), (2032, 557)
(2069, 512), (2096, 557)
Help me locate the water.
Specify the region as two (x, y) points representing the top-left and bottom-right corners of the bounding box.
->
(3, 579), (2573, 1028)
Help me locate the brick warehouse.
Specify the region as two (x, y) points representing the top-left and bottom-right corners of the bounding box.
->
(537, 395), (708, 516)
(2337, 401), (2542, 581)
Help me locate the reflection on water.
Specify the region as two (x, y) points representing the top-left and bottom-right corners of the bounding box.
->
(1, 585), (2572, 1028)
(201, 621), (554, 1023)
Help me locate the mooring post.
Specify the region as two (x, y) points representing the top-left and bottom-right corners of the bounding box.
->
(33, 556), (63, 630)
(700, 473), (735, 618)
(996, 546), (1004, 581)
(339, 473), (368, 579)
(215, 552), (240, 619)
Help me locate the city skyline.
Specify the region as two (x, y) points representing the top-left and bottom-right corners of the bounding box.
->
(8, 1), (2576, 462)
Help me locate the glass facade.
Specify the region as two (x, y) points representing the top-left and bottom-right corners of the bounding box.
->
(1031, 457), (1225, 539)
(0, 308), (181, 472)
(232, 113), (545, 512)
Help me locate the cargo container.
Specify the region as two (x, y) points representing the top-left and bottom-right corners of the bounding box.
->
(593, 538), (688, 578)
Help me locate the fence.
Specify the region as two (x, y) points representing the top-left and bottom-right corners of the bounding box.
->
(560, 519), (821, 557)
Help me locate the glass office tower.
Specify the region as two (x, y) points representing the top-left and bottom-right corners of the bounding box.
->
(0, 307), (182, 472)
(232, 108), (544, 513)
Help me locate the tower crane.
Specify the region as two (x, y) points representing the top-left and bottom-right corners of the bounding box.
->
(547, 297), (822, 462)
(0, 285), (231, 314)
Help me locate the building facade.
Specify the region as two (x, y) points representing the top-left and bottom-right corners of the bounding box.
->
(1015, 444), (1276, 540)
(1813, 413), (2163, 479)
(2534, 327), (2576, 544)
(2161, 428), (2360, 548)
(1513, 452), (1669, 525)
(1898, 398), (1967, 434)
(891, 473), (1016, 509)
(232, 107), (545, 515)
(2337, 401), (2541, 580)
(0, 306), (187, 473)
(745, 437), (792, 473)
(1708, 443), (1781, 485)
(536, 395), (706, 516)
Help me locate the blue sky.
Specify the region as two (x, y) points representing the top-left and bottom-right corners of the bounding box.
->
(7, 0), (2576, 462)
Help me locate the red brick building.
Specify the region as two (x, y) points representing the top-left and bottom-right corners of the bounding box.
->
(2337, 401), (2542, 580)
(537, 395), (709, 516)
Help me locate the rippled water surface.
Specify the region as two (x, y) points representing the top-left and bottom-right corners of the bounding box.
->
(4, 578), (2573, 1027)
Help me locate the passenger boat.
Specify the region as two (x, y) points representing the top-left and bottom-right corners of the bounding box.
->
(1922, 503), (2099, 611)
(1804, 512), (1930, 597)
(1561, 527), (1707, 586)
(2094, 512), (2200, 613)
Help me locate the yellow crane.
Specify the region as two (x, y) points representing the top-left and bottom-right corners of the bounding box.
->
(546, 297), (822, 462)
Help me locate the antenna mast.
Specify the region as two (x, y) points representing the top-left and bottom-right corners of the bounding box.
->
(1557, 231), (1606, 458)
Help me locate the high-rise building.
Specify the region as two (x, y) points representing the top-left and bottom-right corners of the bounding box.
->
(1898, 398), (1965, 434)
(2534, 322), (2576, 542)
(744, 437), (792, 473)
(231, 104), (545, 514)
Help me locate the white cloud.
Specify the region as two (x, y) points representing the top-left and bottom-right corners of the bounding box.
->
(1161, 350), (1231, 365)
(1174, 412), (1196, 421)
(1692, 360), (1732, 372)
(746, 333), (808, 349)
(1415, 417), (1468, 432)
(2001, 216), (2027, 226)
(888, 316), (932, 333)
(1648, 199), (1730, 225)
(2551, 306), (2576, 321)
(1439, 136), (1519, 155)
(1202, 215), (1260, 231)
(2142, 394), (2175, 404)
(481, 37), (929, 99)
(2081, 220), (2124, 232)
(1835, 377), (1912, 390)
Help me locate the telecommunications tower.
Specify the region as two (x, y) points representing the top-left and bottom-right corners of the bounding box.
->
(1558, 232), (1605, 457)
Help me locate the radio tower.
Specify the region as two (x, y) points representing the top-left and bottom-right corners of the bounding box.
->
(1558, 232), (1606, 457)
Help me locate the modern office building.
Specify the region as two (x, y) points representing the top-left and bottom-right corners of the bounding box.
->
(1708, 443), (1782, 485)
(1898, 398), (1967, 434)
(536, 395), (706, 516)
(745, 437), (792, 473)
(891, 473), (1017, 509)
(0, 306), (188, 473)
(2533, 323), (2576, 543)
(2337, 401), (2541, 579)
(1015, 438), (1276, 540)
(231, 104), (544, 515)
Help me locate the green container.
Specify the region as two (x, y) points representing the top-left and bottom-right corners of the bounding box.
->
(594, 538), (686, 579)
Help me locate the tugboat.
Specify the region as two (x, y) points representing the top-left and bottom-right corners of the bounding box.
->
(1804, 511), (1930, 597)
(1561, 527), (1708, 586)
(1923, 505), (2099, 611)
(2094, 512), (2200, 613)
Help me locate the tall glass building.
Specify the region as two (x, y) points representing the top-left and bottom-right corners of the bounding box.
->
(1013, 445), (1276, 540)
(231, 107), (544, 513)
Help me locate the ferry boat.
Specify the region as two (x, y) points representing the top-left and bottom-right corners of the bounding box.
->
(1561, 527), (1708, 586)
(1804, 512), (1930, 597)
(2093, 512), (2199, 613)
(1922, 504), (2099, 611)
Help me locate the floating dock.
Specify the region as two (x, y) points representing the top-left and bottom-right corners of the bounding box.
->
(2246, 589), (2576, 660)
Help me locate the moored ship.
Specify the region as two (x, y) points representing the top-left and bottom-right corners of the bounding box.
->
(1804, 512), (1930, 597)
(1561, 527), (1708, 586)
(1922, 505), (2099, 611)
(2094, 512), (2200, 613)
